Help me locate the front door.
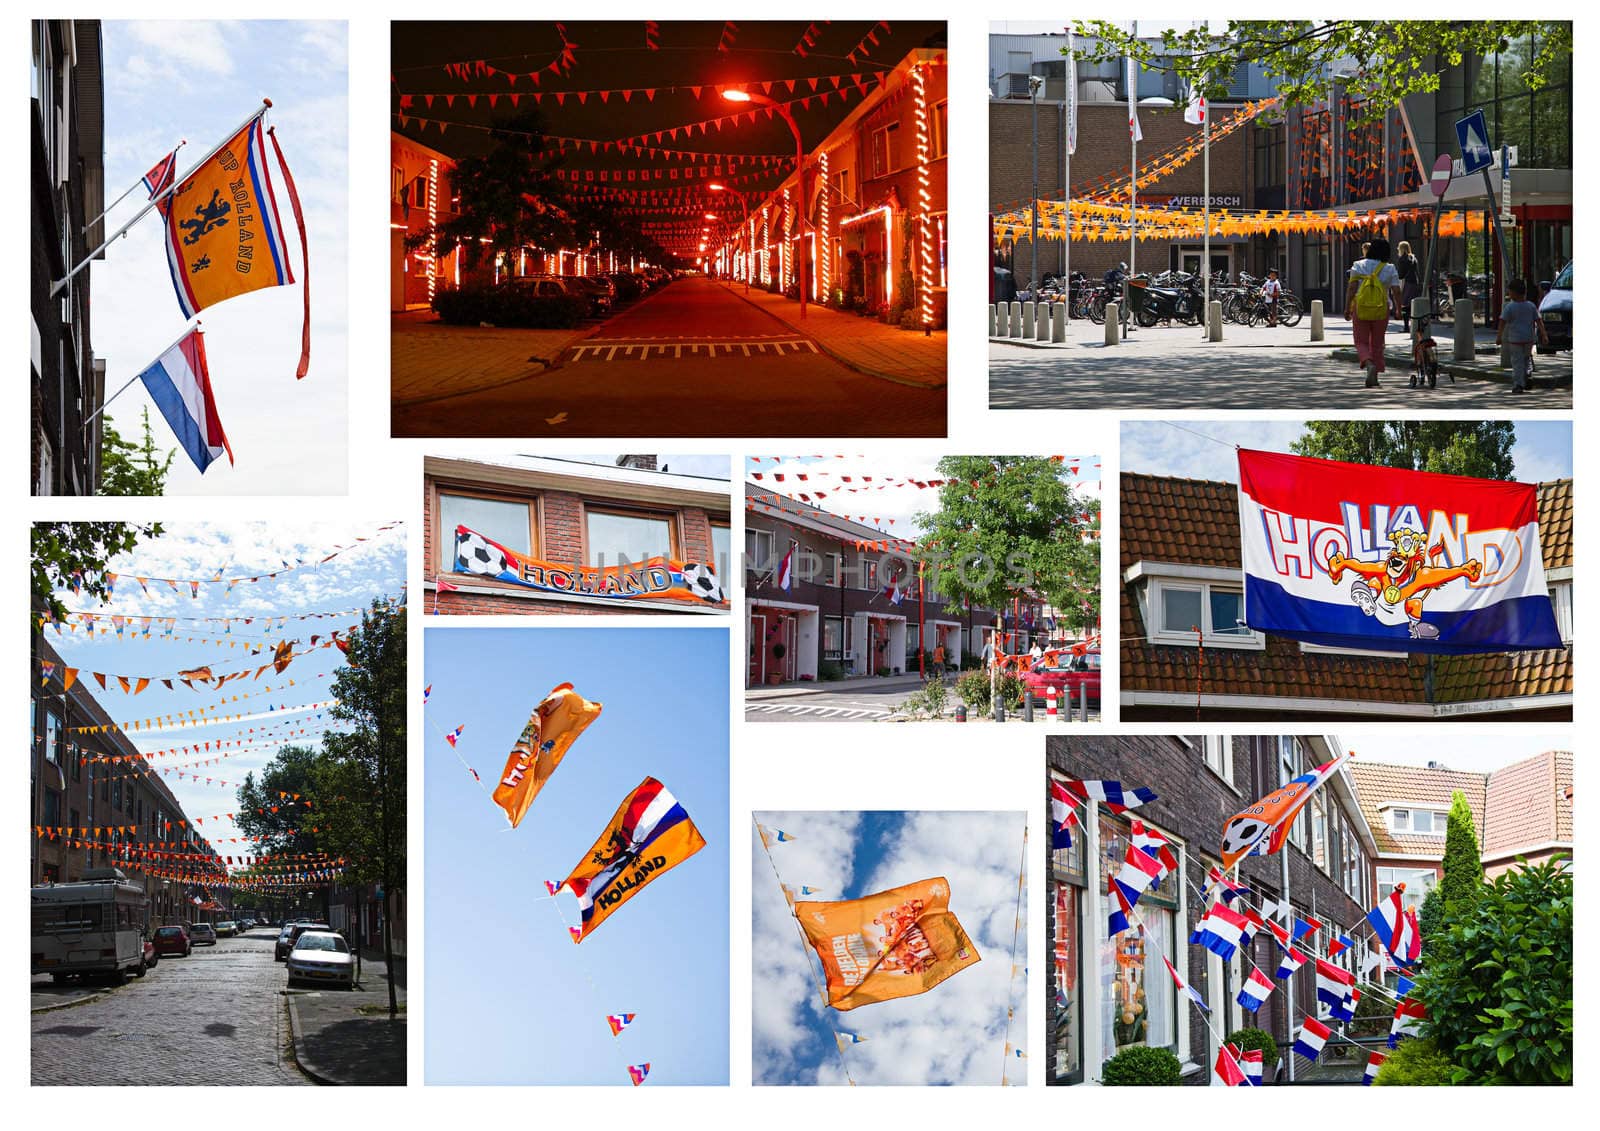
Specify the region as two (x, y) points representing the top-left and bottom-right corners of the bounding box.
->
(748, 613), (767, 686)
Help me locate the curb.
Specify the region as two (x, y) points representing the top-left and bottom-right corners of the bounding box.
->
(718, 284), (947, 390)
(31, 990), (107, 1014)
(1327, 347), (1573, 389)
(284, 992), (338, 1086)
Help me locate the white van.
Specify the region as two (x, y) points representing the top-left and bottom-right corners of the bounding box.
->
(31, 867), (150, 982)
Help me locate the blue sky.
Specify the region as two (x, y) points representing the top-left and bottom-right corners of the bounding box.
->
(40, 520), (405, 853)
(92, 21), (347, 495)
(1121, 420), (1573, 485)
(424, 627), (729, 1086)
(752, 811), (1028, 1086)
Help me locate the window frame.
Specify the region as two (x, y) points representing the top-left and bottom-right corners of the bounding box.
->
(580, 502), (681, 568)
(870, 121), (902, 178)
(1146, 577), (1264, 650)
(434, 483), (539, 578)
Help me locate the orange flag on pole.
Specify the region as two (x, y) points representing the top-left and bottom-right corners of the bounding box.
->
(795, 877), (981, 1010)
(491, 682), (603, 828)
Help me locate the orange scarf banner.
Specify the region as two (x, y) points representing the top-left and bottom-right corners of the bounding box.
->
(491, 682), (604, 829)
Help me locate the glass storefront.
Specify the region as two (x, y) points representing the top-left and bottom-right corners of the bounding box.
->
(1434, 33), (1572, 170)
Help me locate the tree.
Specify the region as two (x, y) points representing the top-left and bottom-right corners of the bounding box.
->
(99, 407), (176, 496)
(235, 744), (327, 921)
(1290, 421), (1516, 480)
(316, 600), (406, 1017)
(1417, 885), (1445, 954)
(1416, 858), (1572, 1083)
(426, 109), (575, 272)
(31, 521), (163, 624)
(1438, 789), (1485, 912)
(1067, 21), (1572, 123)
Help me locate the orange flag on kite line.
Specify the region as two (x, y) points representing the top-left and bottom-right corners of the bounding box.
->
(491, 682), (603, 828)
(795, 877), (981, 1011)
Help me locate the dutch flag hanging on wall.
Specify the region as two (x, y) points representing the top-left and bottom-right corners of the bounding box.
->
(135, 327), (233, 474)
(1237, 449), (1561, 654)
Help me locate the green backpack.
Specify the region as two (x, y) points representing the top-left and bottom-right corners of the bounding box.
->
(1354, 266), (1390, 320)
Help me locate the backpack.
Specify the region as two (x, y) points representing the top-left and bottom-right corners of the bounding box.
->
(1354, 264), (1390, 320)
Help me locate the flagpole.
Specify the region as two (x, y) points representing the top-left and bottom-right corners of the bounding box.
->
(1202, 98), (1211, 335)
(80, 319), (201, 431)
(83, 139), (187, 235)
(1064, 28), (1075, 335)
(1126, 25), (1137, 331)
(51, 100), (273, 298)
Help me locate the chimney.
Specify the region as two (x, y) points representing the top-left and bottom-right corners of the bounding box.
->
(616, 455), (658, 472)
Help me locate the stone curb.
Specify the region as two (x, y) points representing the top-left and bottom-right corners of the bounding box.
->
(31, 990), (108, 1014)
(1327, 347), (1573, 388)
(284, 992), (338, 1086)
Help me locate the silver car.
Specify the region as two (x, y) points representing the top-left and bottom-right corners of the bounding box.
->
(285, 931), (356, 989)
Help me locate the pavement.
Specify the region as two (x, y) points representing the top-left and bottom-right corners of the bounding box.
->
(31, 928), (310, 1085)
(744, 674), (1099, 722)
(989, 317), (1573, 409)
(286, 947), (407, 1086)
(392, 277), (946, 437)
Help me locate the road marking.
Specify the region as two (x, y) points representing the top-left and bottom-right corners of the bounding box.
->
(569, 339), (819, 362)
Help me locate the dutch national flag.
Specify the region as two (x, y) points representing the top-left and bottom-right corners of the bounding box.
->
(1236, 967), (1275, 1013)
(1315, 957), (1356, 1012)
(1190, 903), (1249, 961)
(136, 328), (233, 474)
(776, 545), (794, 591)
(1112, 840), (1166, 907)
(1241, 1048), (1263, 1086)
(1049, 781), (1081, 850)
(1274, 944), (1308, 980)
(1363, 1052), (1385, 1085)
(1293, 914), (1323, 940)
(1293, 1017), (1331, 1062)
(1057, 779), (1158, 814)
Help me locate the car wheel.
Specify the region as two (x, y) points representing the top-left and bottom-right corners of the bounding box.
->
(135, 958), (147, 978)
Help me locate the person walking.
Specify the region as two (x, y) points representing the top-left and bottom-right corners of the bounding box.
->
(1496, 279), (1548, 394)
(932, 641), (947, 680)
(1261, 268), (1283, 326)
(1345, 237), (1403, 388)
(1396, 241), (1420, 332)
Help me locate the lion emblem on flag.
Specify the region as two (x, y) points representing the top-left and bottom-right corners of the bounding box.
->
(1325, 527), (1482, 640)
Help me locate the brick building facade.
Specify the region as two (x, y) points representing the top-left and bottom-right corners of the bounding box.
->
(424, 454), (732, 616)
(1047, 734), (1374, 1085)
(390, 131), (461, 312)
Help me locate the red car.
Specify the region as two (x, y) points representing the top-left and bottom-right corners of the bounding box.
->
(1021, 653), (1101, 706)
(151, 924), (192, 958)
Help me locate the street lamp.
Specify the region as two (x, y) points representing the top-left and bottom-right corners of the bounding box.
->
(724, 87), (807, 319)
(709, 182), (751, 295)
(1028, 74), (1043, 294)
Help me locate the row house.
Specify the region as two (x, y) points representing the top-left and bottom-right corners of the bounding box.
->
(390, 130), (462, 311)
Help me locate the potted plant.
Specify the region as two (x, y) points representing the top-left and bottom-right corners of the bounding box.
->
(767, 642), (787, 686)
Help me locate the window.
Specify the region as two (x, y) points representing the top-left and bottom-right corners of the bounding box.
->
(1096, 815), (1179, 1068)
(1387, 807), (1446, 835)
(709, 521), (731, 581)
(44, 707), (61, 767)
(834, 168), (850, 209)
(860, 558), (879, 592)
(1253, 123), (1285, 191)
(1146, 578), (1263, 648)
(1202, 736), (1232, 784)
(439, 492), (532, 571)
(870, 122), (902, 178)
(823, 616), (854, 662)
(745, 528), (775, 573)
(43, 789), (61, 826)
(1377, 867), (1436, 914)
(933, 101), (948, 159)
(1052, 881), (1082, 1082)
(1278, 738), (1309, 850)
(1549, 580), (1573, 643)
(824, 552), (842, 586)
(1311, 793), (1328, 871)
(585, 508), (675, 567)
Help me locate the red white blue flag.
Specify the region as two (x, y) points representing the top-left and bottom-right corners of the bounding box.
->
(1363, 1051), (1385, 1085)
(1366, 889), (1410, 956)
(1049, 780), (1080, 850)
(1237, 966), (1275, 1013)
(1274, 944), (1308, 979)
(1294, 1017), (1332, 1061)
(135, 327), (233, 473)
(1190, 903), (1250, 960)
(143, 147), (179, 198)
(606, 1012), (635, 1037)
(1161, 955), (1211, 1013)
(1237, 449), (1561, 654)
(1057, 779), (1157, 815)
(627, 1062), (650, 1086)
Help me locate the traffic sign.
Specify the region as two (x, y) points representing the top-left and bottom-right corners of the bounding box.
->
(1455, 109), (1494, 174)
(1429, 154), (1454, 198)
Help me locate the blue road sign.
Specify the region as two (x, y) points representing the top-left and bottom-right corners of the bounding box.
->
(1456, 109), (1494, 174)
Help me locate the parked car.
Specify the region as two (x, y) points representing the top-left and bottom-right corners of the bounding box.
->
(1538, 261), (1571, 352)
(151, 924), (192, 958)
(1020, 652), (1101, 706)
(188, 922), (218, 946)
(276, 922), (334, 961)
(215, 921), (238, 938)
(142, 936), (160, 969)
(567, 275), (614, 316)
(285, 931), (356, 989)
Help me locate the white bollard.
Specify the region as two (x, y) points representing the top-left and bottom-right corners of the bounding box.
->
(1051, 302), (1066, 343)
(1208, 300), (1223, 342)
(988, 304), (997, 337)
(1453, 300), (1475, 361)
(1310, 299), (1325, 341)
(1035, 302), (1050, 341)
(1104, 303), (1120, 345)
(1009, 302), (1024, 339)
(1045, 685), (1058, 723)
(1020, 301), (1035, 340)
(996, 302), (1009, 337)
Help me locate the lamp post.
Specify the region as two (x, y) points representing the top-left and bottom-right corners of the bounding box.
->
(1028, 74), (1043, 292)
(708, 183), (751, 294)
(724, 88), (807, 319)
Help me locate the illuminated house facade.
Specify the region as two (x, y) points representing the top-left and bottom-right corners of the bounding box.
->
(390, 131), (461, 311)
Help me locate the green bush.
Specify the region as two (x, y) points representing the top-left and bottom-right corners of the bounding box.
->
(1100, 1045), (1181, 1086)
(432, 284), (589, 329)
(1373, 1037), (1457, 1086)
(920, 677), (947, 719)
(955, 671), (991, 713)
(1416, 857), (1573, 1084)
(874, 665), (892, 677)
(1225, 1026), (1278, 1067)
(818, 661), (844, 682)
(997, 672), (1024, 710)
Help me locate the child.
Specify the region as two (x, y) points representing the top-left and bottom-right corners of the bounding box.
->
(1496, 280), (1548, 394)
(1261, 268), (1282, 326)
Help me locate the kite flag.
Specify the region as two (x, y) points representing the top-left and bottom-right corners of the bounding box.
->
(1241, 1048), (1263, 1086)
(835, 1030), (868, 1045)
(1293, 914), (1324, 940)
(563, 776), (706, 943)
(156, 107), (311, 377)
(454, 525), (724, 604)
(1363, 1052), (1385, 1085)
(1274, 945), (1308, 980)
(1161, 955), (1210, 1013)
(1237, 967), (1275, 1013)
(1219, 753), (1350, 871)
(423, 684), (432, 704)
(606, 1013), (636, 1037)
(627, 1063), (650, 1086)
(1236, 449), (1561, 654)
(1049, 780), (1081, 850)
(443, 725), (464, 748)
(794, 876), (981, 1011)
(1213, 1043), (1247, 1087)
(1294, 1017), (1332, 1062)
(1190, 903), (1250, 961)
(1205, 866), (1249, 905)
(135, 327), (233, 474)
(491, 682), (603, 829)
(1057, 779), (1157, 815)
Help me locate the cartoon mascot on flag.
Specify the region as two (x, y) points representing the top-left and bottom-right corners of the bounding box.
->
(1325, 528), (1483, 641)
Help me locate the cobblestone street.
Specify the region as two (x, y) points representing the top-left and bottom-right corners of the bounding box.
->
(32, 928), (309, 1086)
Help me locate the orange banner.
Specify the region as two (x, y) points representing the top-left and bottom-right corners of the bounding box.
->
(796, 877), (980, 1011)
(491, 683), (603, 828)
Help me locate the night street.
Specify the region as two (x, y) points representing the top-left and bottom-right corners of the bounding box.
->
(32, 926), (309, 1086)
(394, 277), (947, 437)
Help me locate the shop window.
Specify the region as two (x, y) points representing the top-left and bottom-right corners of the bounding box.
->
(439, 492), (532, 572)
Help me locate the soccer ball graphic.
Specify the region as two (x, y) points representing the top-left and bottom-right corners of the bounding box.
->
(677, 562), (724, 603)
(455, 529), (509, 577)
(1220, 815), (1265, 860)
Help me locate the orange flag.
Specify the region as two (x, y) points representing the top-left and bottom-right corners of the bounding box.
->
(491, 682), (603, 828)
(795, 877), (981, 1011)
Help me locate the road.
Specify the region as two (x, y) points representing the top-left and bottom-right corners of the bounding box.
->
(393, 277), (946, 437)
(32, 926), (309, 1086)
(745, 680), (1100, 723)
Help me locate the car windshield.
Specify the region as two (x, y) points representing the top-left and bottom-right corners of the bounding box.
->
(295, 934), (348, 953)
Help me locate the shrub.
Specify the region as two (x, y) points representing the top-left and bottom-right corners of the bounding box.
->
(1438, 789), (1484, 914)
(1225, 1027), (1278, 1068)
(874, 665), (892, 677)
(997, 672), (1024, 710)
(920, 677), (947, 719)
(818, 661), (844, 682)
(1373, 1037), (1457, 1086)
(1100, 1045), (1181, 1086)
(899, 310), (925, 330)
(955, 671), (992, 713)
(1416, 857), (1572, 1084)
(431, 284), (588, 329)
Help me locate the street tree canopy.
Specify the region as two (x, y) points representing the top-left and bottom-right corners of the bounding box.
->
(99, 407), (175, 497)
(31, 522), (163, 624)
(430, 110), (576, 270)
(1068, 21), (1572, 122)
(1291, 421), (1517, 480)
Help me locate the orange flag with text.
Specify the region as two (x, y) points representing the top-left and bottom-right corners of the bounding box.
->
(491, 682), (603, 828)
(795, 877), (981, 1011)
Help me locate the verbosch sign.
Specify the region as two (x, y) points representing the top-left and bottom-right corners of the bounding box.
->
(1429, 154), (1453, 198)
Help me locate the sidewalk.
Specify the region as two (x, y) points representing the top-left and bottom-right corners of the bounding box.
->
(30, 973), (110, 1013)
(1327, 339), (1572, 389)
(746, 672), (949, 700)
(391, 312), (593, 405)
(721, 283), (947, 389)
(286, 949), (407, 1085)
